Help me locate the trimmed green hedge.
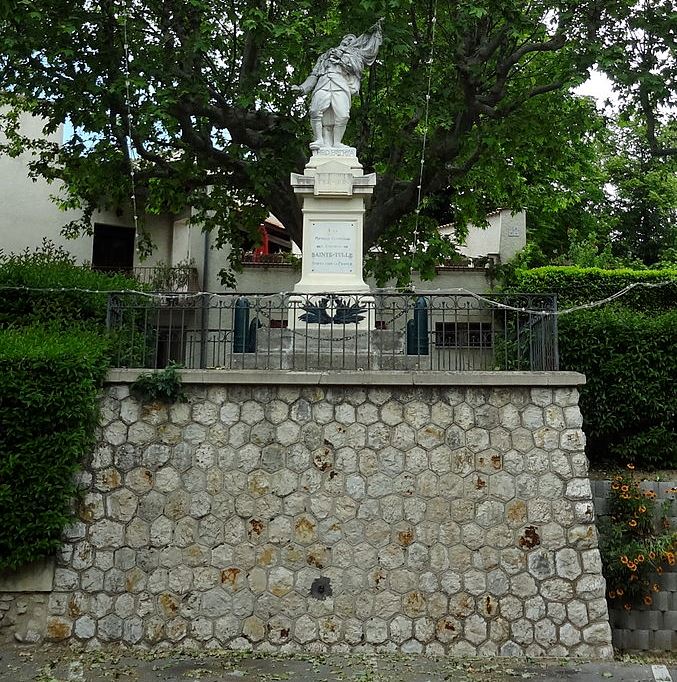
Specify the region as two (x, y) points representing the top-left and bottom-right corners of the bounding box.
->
(507, 266), (677, 311)
(0, 327), (109, 570)
(503, 265), (676, 469)
(559, 308), (677, 469)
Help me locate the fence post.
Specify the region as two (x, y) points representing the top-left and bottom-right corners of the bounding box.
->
(407, 296), (429, 355)
(233, 297), (250, 353)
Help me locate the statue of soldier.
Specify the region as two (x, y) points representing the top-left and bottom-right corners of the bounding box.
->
(293, 19), (383, 151)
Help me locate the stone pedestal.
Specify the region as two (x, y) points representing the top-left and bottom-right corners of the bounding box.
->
(289, 148), (376, 329)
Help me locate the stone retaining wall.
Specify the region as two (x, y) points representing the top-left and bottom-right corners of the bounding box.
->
(0, 371), (613, 656)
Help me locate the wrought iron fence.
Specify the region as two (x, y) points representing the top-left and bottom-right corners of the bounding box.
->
(92, 265), (200, 292)
(106, 291), (558, 371)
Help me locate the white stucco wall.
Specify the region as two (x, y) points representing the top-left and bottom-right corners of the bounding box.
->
(0, 112), (180, 268)
(0, 115), (92, 260)
(440, 210), (527, 263)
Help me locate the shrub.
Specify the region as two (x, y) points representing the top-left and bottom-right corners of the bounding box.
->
(559, 308), (676, 468)
(504, 266), (677, 312)
(0, 326), (109, 570)
(0, 239), (145, 328)
(501, 265), (677, 469)
(598, 466), (676, 609)
(130, 362), (187, 403)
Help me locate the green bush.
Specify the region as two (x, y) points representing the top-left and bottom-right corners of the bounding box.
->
(598, 467), (676, 608)
(0, 240), (145, 328)
(0, 326), (109, 570)
(501, 266), (677, 470)
(559, 308), (676, 468)
(131, 362), (187, 403)
(505, 266), (677, 311)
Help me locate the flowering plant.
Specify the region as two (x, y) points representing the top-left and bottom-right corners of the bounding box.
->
(598, 464), (676, 610)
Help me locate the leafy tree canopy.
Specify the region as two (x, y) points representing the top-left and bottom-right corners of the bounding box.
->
(0, 0), (652, 283)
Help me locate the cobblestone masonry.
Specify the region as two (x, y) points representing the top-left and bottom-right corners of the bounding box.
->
(13, 381), (614, 655)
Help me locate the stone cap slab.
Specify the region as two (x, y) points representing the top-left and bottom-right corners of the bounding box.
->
(108, 369), (586, 387)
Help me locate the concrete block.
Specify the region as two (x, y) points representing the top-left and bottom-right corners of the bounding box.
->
(653, 591), (669, 612)
(660, 570), (677, 592)
(652, 630), (674, 651)
(0, 559), (54, 592)
(663, 611), (677, 631)
(635, 610), (662, 631)
(611, 628), (626, 650)
(626, 629), (650, 651)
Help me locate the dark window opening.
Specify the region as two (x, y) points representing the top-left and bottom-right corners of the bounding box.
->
(92, 224), (135, 271)
(435, 322), (493, 348)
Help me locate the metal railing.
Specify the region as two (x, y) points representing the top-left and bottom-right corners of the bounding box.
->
(92, 265), (200, 292)
(106, 291), (558, 371)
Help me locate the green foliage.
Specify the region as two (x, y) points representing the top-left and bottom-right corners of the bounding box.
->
(598, 467), (676, 609)
(0, 326), (109, 570)
(130, 363), (187, 404)
(0, 240), (145, 329)
(502, 266), (677, 469)
(0, 0), (623, 284)
(504, 265), (677, 311)
(604, 119), (677, 266)
(559, 308), (676, 469)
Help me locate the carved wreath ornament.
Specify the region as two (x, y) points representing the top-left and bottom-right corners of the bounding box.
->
(299, 295), (368, 325)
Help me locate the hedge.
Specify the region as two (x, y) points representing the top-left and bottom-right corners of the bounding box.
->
(507, 266), (677, 311)
(503, 265), (676, 469)
(0, 326), (110, 570)
(559, 308), (677, 469)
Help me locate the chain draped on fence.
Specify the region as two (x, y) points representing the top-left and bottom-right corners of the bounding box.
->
(104, 291), (559, 372)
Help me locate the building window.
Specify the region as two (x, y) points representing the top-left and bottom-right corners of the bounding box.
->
(435, 322), (493, 348)
(92, 224), (135, 271)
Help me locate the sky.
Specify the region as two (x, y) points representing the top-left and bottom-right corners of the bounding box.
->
(573, 68), (619, 110)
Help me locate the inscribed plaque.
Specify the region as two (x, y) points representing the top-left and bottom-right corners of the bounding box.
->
(310, 222), (355, 273)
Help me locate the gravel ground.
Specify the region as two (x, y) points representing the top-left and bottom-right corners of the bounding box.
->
(1, 645), (676, 682)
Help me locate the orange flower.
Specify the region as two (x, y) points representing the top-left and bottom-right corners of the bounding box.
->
(638, 505), (646, 513)
(653, 584), (660, 592)
(656, 566), (664, 575)
(636, 554), (645, 563)
(669, 557), (676, 567)
(621, 494), (630, 500)
(621, 485), (629, 492)
(608, 590), (616, 599)
(624, 603), (632, 611)
(616, 588), (624, 596)
(649, 551), (656, 560)
(644, 595), (652, 605)
(611, 483), (620, 490)
(627, 463), (635, 470)
(629, 519), (638, 528)
(620, 555), (629, 565)
(628, 562), (637, 571)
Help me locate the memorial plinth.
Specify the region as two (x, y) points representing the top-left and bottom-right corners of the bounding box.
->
(289, 148), (376, 329)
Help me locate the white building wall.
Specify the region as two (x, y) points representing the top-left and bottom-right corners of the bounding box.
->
(440, 209), (527, 263)
(0, 115), (92, 260)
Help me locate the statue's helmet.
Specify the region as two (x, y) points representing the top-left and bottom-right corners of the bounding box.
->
(340, 34), (357, 46)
